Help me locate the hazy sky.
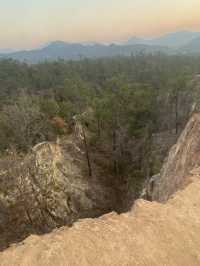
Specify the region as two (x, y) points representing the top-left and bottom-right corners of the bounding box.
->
(0, 0), (200, 49)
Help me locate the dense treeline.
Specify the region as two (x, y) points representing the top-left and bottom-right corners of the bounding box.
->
(0, 54), (199, 187)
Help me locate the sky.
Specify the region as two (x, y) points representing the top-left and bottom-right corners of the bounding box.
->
(0, 0), (200, 49)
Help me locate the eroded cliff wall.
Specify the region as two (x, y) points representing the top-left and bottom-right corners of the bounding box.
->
(0, 176), (200, 266)
(150, 113), (200, 202)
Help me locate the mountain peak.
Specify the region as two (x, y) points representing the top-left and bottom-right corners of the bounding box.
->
(126, 30), (200, 47)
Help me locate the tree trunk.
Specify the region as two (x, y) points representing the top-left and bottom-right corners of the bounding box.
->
(175, 93), (179, 134)
(143, 123), (153, 179)
(82, 126), (92, 177)
(112, 130), (118, 176)
(97, 117), (101, 138)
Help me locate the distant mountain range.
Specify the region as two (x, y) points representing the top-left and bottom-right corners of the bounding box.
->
(126, 31), (200, 47)
(0, 49), (18, 54)
(1, 31), (200, 63)
(0, 42), (172, 63)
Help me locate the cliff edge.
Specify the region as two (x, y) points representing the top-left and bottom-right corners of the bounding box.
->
(0, 176), (200, 266)
(150, 113), (200, 202)
(1, 113), (200, 265)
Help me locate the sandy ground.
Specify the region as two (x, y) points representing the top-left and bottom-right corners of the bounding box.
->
(0, 176), (200, 266)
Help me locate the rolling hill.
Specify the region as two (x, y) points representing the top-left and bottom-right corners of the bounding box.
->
(1, 31), (200, 63)
(126, 31), (200, 47)
(180, 36), (200, 53)
(0, 42), (172, 63)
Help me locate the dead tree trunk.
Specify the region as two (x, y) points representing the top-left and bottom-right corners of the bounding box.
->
(175, 93), (179, 134)
(112, 130), (119, 176)
(82, 126), (92, 177)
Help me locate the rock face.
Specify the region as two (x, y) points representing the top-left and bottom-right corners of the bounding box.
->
(1, 176), (200, 265)
(1, 113), (200, 265)
(0, 121), (118, 249)
(149, 113), (200, 202)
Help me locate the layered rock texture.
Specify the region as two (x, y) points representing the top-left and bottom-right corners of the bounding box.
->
(150, 113), (200, 201)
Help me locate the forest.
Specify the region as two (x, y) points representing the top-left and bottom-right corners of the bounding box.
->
(0, 54), (199, 156)
(0, 54), (200, 246)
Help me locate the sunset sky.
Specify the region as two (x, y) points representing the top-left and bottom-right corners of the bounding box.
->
(0, 0), (200, 49)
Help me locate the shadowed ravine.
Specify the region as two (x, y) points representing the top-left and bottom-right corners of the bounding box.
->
(1, 113), (200, 265)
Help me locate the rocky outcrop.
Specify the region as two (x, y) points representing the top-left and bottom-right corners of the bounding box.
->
(149, 113), (200, 202)
(0, 120), (118, 249)
(1, 112), (200, 265)
(1, 175), (200, 265)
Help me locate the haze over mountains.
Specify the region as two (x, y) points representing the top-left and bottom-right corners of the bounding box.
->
(1, 31), (200, 63)
(126, 30), (200, 47)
